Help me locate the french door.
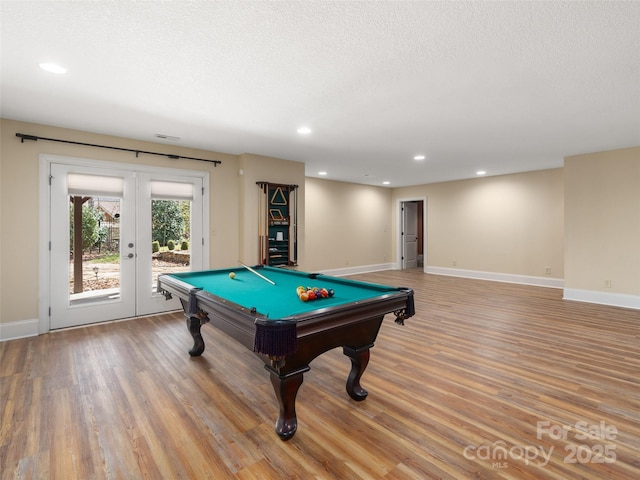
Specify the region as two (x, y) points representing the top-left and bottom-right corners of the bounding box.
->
(48, 160), (206, 329)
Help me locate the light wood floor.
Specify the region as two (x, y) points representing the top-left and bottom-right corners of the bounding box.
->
(1, 271), (639, 479)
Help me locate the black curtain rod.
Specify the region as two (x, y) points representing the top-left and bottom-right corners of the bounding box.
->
(15, 133), (222, 166)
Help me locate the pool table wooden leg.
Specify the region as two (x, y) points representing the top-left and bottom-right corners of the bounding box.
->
(343, 344), (373, 401)
(186, 316), (205, 357)
(268, 367), (310, 441)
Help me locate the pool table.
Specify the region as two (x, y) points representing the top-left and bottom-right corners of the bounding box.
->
(157, 265), (414, 440)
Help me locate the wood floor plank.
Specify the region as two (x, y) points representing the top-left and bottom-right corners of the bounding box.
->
(1, 272), (639, 479)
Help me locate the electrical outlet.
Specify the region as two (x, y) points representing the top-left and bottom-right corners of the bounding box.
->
(452, 259), (457, 266)
(604, 279), (612, 288)
(545, 267), (551, 275)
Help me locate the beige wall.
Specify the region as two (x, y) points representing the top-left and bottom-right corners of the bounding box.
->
(564, 147), (640, 296)
(0, 119), (239, 325)
(305, 178), (392, 272)
(0, 119), (307, 327)
(392, 169), (565, 279)
(2, 117), (637, 329)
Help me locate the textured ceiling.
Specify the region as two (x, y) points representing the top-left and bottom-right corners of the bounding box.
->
(1, 1), (639, 187)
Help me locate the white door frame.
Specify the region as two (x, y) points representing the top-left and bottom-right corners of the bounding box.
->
(38, 153), (210, 334)
(395, 196), (427, 272)
(401, 201), (418, 269)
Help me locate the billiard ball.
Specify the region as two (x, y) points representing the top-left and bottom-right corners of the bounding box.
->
(229, 272), (236, 279)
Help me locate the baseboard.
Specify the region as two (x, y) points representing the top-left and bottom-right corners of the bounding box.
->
(563, 288), (640, 310)
(0, 318), (40, 342)
(426, 266), (564, 288)
(318, 263), (396, 277)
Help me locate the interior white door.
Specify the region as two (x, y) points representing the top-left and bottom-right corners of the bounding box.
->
(50, 163), (137, 328)
(402, 201), (418, 269)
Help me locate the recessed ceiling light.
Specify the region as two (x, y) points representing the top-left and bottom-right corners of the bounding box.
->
(477, 170), (487, 176)
(383, 181), (390, 185)
(318, 171), (327, 176)
(39, 62), (67, 74)
(297, 126), (312, 134)
(155, 134), (180, 141)
(413, 155), (426, 161)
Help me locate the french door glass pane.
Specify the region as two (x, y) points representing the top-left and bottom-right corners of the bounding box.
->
(68, 196), (122, 305)
(151, 199), (191, 291)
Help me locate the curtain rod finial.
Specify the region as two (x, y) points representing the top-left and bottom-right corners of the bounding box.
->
(16, 133), (39, 143)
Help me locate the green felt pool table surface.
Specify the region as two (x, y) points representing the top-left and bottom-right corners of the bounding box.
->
(165, 266), (403, 320)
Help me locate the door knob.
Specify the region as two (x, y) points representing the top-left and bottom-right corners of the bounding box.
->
(127, 253), (134, 259)
(128, 243), (134, 248)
